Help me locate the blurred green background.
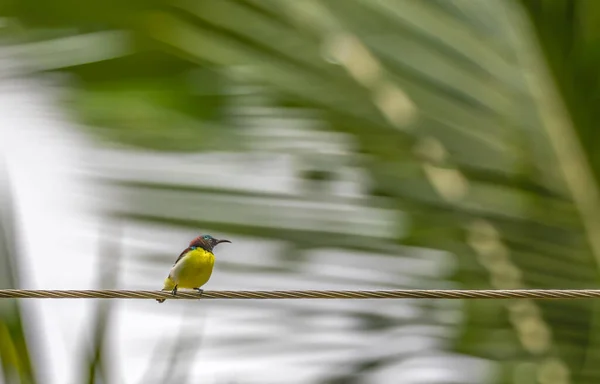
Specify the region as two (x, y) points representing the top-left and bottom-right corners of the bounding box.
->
(0, 0), (599, 383)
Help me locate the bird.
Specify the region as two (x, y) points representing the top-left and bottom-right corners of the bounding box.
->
(157, 234), (231, 303)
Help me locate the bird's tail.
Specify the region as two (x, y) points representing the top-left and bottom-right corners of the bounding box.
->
(156, 276), (176, 303)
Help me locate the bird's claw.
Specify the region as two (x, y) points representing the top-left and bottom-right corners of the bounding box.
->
(171, 286), (178, 296)
(194, 288), (204, 295)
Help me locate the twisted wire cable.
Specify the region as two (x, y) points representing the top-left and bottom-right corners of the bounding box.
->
(0, 289), (598, 300)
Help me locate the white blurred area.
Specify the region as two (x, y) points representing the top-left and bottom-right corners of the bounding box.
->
(0, 70), (101, 383)
(0, 53), (495, 384)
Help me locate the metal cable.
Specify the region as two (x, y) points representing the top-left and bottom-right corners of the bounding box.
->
(0, 289), (599, 300)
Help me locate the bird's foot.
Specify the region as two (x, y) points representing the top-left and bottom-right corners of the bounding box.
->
(171, 285), (178, 296)
(194, 288), (204, 295)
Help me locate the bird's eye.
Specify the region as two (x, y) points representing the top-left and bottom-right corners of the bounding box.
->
(203, 235), (211, 240)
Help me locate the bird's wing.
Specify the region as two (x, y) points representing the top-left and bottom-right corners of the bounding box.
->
(172, 247), (192, 266)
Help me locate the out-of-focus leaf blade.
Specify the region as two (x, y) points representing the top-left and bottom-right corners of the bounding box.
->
(0, 166), (36, 384)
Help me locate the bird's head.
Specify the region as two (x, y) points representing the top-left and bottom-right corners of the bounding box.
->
(190, 234), (231, 252)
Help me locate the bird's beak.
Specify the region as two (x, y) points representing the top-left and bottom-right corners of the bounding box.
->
(216, 239), (231, 245)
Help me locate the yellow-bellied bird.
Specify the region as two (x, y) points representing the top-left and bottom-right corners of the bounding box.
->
(157, 234), (231, 303)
